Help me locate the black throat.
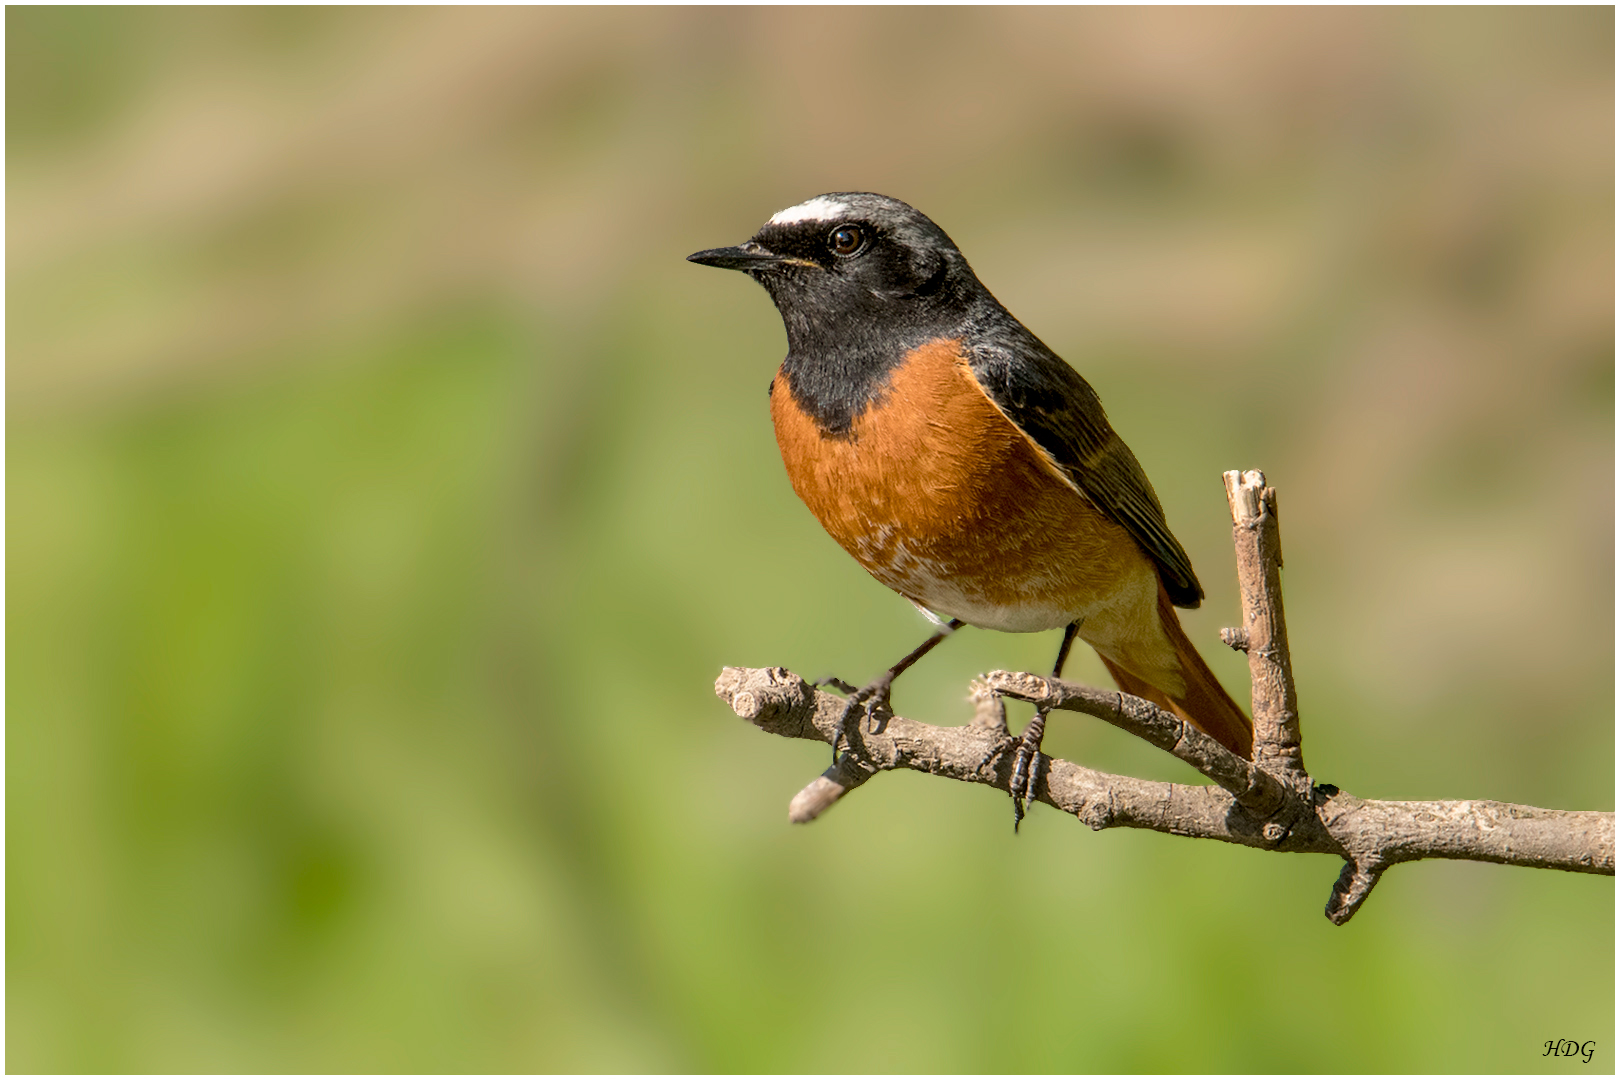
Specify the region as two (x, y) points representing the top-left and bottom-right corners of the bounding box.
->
(762, 261), (974, 436)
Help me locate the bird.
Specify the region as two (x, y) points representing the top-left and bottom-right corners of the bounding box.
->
(689, 192), (1251, 826)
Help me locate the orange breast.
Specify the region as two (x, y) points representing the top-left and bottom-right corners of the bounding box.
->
(770, 338), (1179, 687)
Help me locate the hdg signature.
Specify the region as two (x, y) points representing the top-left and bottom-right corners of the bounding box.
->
(1544, 1039), (1595, 1063)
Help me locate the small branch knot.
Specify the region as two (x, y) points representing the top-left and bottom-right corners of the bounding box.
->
(1220, 627), (1250, 652)
(1077, 800), (1114, 831)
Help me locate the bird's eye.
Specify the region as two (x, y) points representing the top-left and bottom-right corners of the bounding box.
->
(829, 225), (864, 257)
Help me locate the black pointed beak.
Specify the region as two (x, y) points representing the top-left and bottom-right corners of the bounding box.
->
(686, 242), (784, 271)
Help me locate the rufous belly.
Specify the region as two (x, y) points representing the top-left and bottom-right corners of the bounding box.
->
(771, 338), (1183, 693)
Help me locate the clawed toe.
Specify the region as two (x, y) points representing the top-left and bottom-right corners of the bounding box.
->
(829, 678), (894, 765)
(1009, 710), (1049, 832)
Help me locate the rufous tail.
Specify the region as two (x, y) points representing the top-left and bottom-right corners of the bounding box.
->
(1098, 583), (1253, 760)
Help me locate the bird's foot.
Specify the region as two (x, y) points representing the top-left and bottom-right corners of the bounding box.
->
(1008, 710), (1050, 833)
(826, 674), (896, 766)
(815, 620), (966, 765)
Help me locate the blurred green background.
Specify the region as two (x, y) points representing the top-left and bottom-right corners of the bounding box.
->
(7, 7), (1613, 1072)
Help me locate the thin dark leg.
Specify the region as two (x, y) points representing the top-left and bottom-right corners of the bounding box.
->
(1011, 620), (1081, 831)
(829, 619), (965, 764)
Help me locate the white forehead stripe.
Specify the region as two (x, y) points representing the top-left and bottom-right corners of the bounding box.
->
(768, 196), (851, 226)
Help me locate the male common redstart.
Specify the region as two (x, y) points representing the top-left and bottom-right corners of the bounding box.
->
(690, 192), (1251, 825)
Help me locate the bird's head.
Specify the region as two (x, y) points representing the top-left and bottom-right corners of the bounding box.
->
(688, 193), (976, 341)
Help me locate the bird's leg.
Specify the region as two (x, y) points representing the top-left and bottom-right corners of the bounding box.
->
(1011, 621), (1081, 831)
(828, 619), (965, 765)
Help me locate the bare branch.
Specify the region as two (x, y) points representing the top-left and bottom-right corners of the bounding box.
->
(715, 667), (1614, 899)
(1224, 469), (1308, 791)
(714, 471), (1614, 924)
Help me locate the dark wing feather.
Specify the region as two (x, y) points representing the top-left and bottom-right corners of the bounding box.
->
(967, 336), (1204, 608)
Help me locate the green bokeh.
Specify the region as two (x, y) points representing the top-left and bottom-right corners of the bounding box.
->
(8, 7), (1612, 1072)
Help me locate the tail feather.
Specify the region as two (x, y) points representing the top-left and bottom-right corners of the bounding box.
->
(1099, 583), (1253, 760)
